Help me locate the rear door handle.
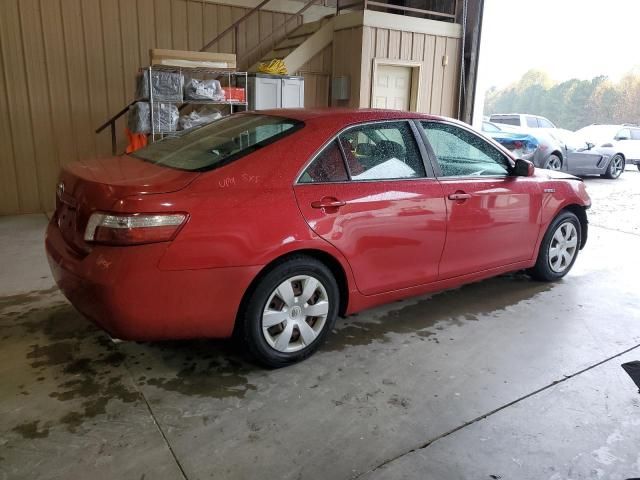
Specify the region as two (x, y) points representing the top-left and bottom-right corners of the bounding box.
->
(311, 198), (346, 209)
(448, 192), (472, 201)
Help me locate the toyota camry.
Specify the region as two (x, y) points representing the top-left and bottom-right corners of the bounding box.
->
(46, 109), (591, 367)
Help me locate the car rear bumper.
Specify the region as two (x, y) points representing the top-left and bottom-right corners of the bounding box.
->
(45, 220), (260, 340)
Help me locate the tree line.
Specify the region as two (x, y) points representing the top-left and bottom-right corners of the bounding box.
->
(484, 69), (640, 131)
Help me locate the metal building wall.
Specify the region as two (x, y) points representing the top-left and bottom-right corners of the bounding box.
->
(0, 0), (301, 215)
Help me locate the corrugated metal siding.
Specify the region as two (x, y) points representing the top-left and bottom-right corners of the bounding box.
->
(296, 44), (332, 108)
(359, 25), (460, 115)
(0, 0), (300, 215)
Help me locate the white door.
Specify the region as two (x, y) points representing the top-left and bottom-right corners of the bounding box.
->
(282, 78), (304, 108)
(373, 65), (412, 111)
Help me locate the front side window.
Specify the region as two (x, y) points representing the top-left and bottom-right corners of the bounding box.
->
(299, 140), (349, 183)
(338, 122), (426, 180)
(420, 122), (511, 177)
(631, 129), (640, 140)
(133, 114), (302, 171)
(538, 118), (555, 128)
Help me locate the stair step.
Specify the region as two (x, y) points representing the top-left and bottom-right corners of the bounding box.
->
(275, 35), (309, 49)
(287, 19), (323, 39)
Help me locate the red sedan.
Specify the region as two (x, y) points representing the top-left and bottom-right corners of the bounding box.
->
(46, 109), (590, 367)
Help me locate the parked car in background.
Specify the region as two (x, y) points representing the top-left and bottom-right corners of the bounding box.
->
(490, 113), (557, 129)
(576, 124), (640, 171)
(482, 121), (564, 170)
(46, 109), (591, 367)
(548, 129), (625, 179)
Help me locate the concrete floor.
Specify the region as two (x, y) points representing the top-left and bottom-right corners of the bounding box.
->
(1, 167), (640, 480)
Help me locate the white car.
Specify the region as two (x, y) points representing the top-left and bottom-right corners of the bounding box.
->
(489, 113), (557, 130)
(576, 124), (640, 171)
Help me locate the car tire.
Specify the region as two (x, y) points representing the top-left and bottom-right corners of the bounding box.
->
(239, 255), (339, 368)
(602, 154), (624, 179)
(528, 211), (581, 282)
(543, 154), (562, 171)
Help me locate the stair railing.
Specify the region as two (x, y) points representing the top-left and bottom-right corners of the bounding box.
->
(200, 0), (273, 52)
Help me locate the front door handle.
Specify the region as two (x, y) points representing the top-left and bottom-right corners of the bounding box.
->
(311, 197), (346, 209)
(448, 192), (472, 201)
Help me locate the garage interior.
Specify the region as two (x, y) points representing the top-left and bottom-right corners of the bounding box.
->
(1, 0), (640, 479)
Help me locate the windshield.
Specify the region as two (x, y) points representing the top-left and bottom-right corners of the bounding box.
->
(133, 114), (303, 171)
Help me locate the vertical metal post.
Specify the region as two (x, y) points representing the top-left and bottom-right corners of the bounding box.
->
(110, 122), (116, 155)
(235, 26), (239, 57)
(148, 66), (154, 142)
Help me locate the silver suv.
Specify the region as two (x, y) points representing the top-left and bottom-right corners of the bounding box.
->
(489, 113), (557, 129)
(576, 124), (640, 171)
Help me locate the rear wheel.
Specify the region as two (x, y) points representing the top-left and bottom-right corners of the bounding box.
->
(602, 154), (624, 179)
(528, 211), (581, 282)
(240, 256), (339, 368)
(544, 154), (562, 171)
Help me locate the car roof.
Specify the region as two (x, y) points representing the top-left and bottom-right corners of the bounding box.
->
(491, 113), (546, 118)
(254, 108), (447, 127)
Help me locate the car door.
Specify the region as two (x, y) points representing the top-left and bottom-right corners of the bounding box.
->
(418, 121), (543, 279)
(563, 132), (603, 174)
(614, 128), (639, 161)
(294, 120), (447, 296)
(627, 128), (640, 161)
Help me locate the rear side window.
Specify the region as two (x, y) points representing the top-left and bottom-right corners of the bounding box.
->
(616, 128), (631, 140)
(490, 115), (520, 126)
(526, 116), (539, 128)
(133, 114), (302, 171)
(299, 141), (349, 183)
(338, 122), (426, 180)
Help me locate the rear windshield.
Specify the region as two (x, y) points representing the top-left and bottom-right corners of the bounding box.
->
(490, 115), (520, 126)
(132, 114), (303, 171)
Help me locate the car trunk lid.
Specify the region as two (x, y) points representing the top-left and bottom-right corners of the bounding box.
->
(55, 155), (199, 254)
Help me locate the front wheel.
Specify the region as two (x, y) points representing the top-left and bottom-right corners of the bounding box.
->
(239, 255), (339, 368)
(544, 154), (562, 171)
(602, 154), (624, 179)
(528, 211), (581, 282)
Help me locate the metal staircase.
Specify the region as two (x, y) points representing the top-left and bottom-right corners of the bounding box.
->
(249, 15), (335, 74)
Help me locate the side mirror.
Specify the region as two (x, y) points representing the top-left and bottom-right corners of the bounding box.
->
(513, 158), (535, 177)
(586, 142), (595, 150)
(615, 135), (630, 141)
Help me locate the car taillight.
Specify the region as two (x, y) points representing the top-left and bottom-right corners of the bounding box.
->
(84, 212), (187, 246)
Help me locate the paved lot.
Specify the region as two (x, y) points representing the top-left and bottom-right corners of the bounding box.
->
(1, 169), (639, 480)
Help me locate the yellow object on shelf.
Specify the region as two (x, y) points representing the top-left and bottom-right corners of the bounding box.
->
(258, 59), (287, 75)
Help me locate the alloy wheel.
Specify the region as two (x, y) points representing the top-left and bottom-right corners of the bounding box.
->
(546, 155), (562, 171)
(548, 222), (578, 273)
(610, 155), (624, 178)
(262, 275), (330, 353)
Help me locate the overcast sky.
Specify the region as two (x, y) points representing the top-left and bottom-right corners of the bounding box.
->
(478, 0), (640, 90)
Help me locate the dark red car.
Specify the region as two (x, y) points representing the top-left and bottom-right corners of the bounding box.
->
(46, 109), (591, 367)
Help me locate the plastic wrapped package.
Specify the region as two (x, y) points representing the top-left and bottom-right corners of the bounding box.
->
(178, 107), (222, 131)
(128, 102), (179, 134)
(135, 70), (184, 102)
(184, 78), (225, 101)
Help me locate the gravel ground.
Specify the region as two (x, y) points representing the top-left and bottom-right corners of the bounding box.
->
(581, 164), (640, 236)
